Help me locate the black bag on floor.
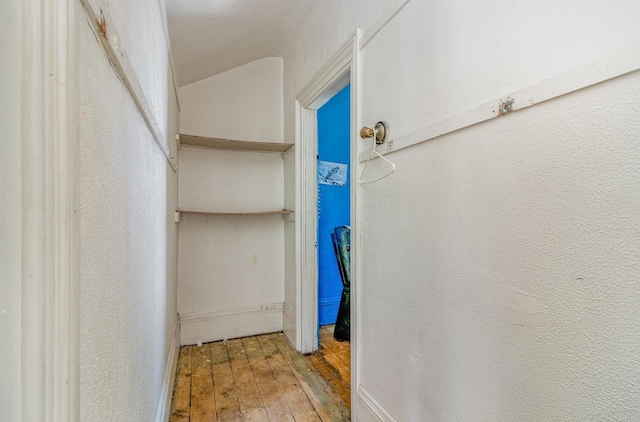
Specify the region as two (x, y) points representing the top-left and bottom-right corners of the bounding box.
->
(331, 226), (350, 342)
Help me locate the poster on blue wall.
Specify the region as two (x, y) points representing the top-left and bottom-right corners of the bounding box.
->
(318, 160), (348, 186)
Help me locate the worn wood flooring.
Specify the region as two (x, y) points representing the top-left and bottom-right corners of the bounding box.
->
(169, 325), (350, 422)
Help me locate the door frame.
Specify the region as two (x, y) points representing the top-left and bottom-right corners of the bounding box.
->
(20, 0), (80, 420)
(294, 29), (361, 416)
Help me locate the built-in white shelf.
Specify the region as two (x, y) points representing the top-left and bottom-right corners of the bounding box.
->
(179, 133), (293, 153)
(178, 209), (294, 217)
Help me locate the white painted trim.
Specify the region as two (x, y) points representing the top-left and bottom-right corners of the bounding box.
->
(155, 0), (181, 111)
(351, 30), (364, 422)
(179, 303), (284, 345)
(297, 36), (356, 107)
(309, 72), (351, 110)
(283, 302), (296, 324)
(21, 0), (80, 420)
(155, 319), (180, 422)
(357, 386), (398, 422)
(282, 144), (296, 160)
(360, 0), (410, 50)
(179, 302), (284, 321)
(79, 0), (177, 173)
(283, 302), (297, 342)
(295, 29), (362, 421)
(359, 41), (640, 162)
(294, 103), (318, 354)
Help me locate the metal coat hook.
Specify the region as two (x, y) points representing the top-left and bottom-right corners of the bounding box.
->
(359, 121), (396, 184)
(360, 121), (389, 145)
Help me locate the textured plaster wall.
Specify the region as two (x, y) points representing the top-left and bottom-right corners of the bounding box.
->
(78, 0), (179, 419)
(107, 0), (170, 142)
(177, 146), (285, 314)
(359, 73), (640, 421)
(284, 0), (640, 420)
(0, 0), (22, 419)
(180, 57), (284, 142)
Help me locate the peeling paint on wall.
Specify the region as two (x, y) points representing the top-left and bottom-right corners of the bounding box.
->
(97, 10), (107, 40)
(492, 284), (546, 326)
(498, 97), (515, 115)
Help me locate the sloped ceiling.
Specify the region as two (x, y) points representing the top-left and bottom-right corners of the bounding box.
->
(166, 0), (316, 87)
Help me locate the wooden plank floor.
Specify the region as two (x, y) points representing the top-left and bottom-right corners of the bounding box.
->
(169, 326), (350, 422)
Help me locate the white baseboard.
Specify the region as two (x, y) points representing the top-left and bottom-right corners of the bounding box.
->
(179, 303), (284, 345)
(155, 318), (180, 422)
(356, 386), (398, 422)
(282, 302), (296, 345)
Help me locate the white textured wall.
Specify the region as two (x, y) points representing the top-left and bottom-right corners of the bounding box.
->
(78, 0), (179, 419)
(177, 146), (285, 327)
(180, 57), (284, 142)
(178, 213), (285, 312)
(107, 0), (170, 142)
(179, 147), (284, 213)
(0, 0), (22, 419)
(359, 73), (640, 421)
(284, 0), (640, 420)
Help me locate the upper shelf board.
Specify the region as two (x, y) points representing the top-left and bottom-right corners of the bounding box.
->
(179, 133), (294, 153)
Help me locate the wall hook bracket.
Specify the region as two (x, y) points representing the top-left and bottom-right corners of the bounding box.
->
(360, 121), (389, 145)
(359, 121), (395, 184)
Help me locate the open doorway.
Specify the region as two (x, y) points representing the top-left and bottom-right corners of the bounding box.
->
(298, 75), (353, 413)
(315, 84), (352, 409)
(317, 84), (351, 335)
(296, 71), (352, 352)
(294, 32), (359, 416)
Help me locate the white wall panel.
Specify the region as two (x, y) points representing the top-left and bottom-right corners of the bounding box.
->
(178, 213), (285, 313)
(179, 147), (284, 213)
(180, 57), (284, 143)
(78, 0), (179, 418)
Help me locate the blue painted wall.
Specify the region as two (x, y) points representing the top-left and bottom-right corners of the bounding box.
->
(317, 84), (350, 326)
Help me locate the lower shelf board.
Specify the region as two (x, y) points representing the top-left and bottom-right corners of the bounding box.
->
(178, 133), (294, 153)
(178, 209), (294, 217)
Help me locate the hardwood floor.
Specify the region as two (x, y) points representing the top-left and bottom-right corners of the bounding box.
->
(169, 327), (350, 421)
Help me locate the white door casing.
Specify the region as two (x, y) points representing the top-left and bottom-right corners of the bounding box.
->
(294, 30), (361, 418)
(21, 0), (80, 420)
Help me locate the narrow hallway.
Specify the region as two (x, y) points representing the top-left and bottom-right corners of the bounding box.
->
(169, 328), (350, 421)
(5, 1), (639, 421)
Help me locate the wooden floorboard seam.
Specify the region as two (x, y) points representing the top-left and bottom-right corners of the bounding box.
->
(257, 335), (322, 422)
(255, 336), (295, 418)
